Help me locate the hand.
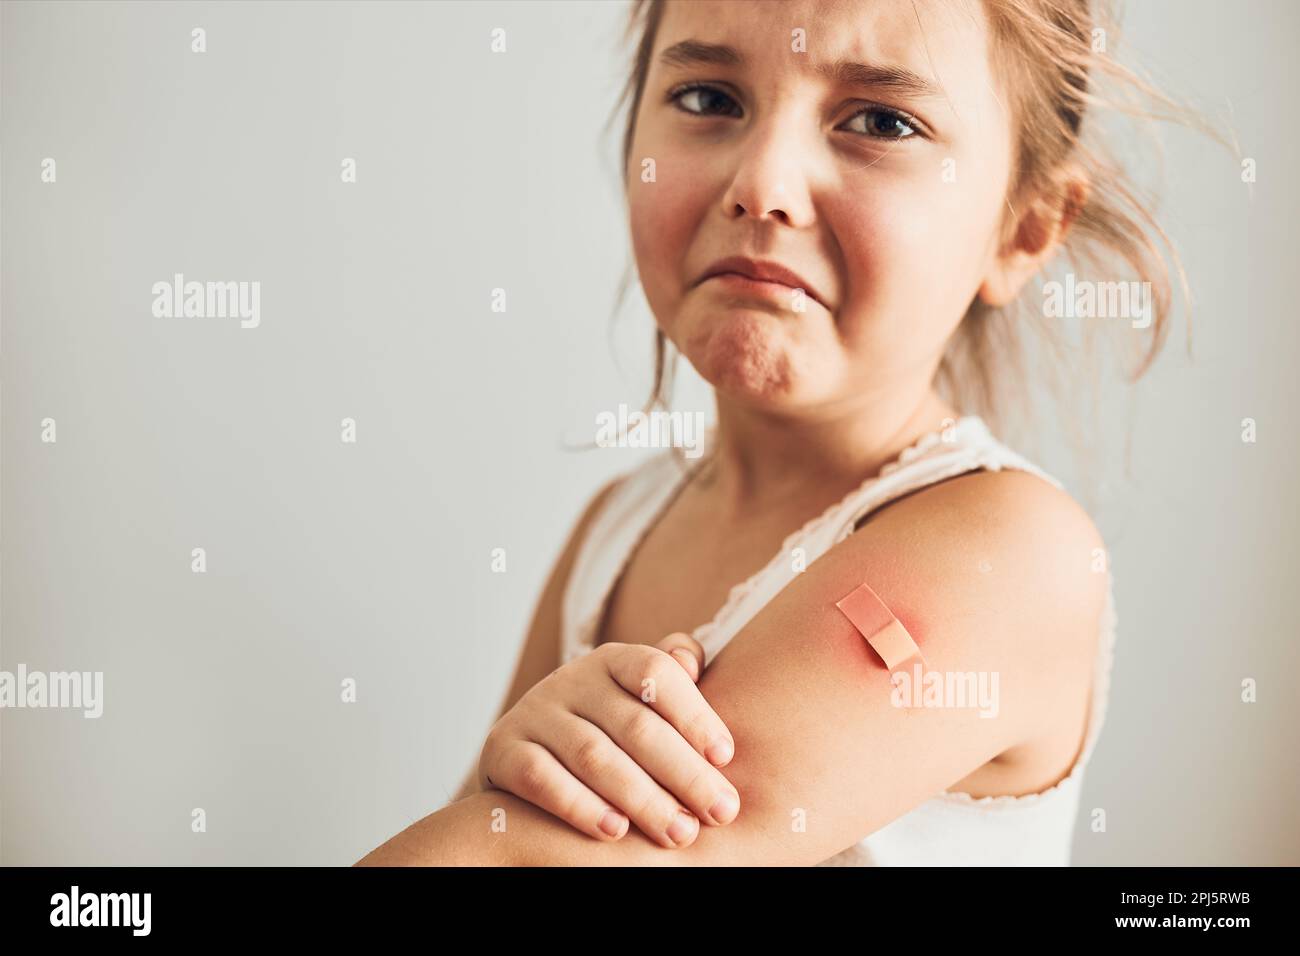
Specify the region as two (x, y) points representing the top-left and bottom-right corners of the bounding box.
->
(476, 633), (739, 848)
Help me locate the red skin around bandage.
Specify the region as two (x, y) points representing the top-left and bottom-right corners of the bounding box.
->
(834, 583), (926, 672)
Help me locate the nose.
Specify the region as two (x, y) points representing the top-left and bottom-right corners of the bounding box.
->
(719, 115), (816, 229)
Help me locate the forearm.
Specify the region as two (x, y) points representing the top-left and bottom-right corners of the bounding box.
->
(354, 789), (686, 867)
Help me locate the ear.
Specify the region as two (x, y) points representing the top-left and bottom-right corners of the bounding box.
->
(978, 171), (1089, 308)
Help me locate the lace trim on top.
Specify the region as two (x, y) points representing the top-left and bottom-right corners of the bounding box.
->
(690, 416), (992, 650)
(569, 415), (986, 657)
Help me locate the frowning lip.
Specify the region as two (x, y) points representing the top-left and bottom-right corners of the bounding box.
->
(696, 256), (825, 309)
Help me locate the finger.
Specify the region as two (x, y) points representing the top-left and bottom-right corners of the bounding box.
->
(530, 714), (703, 848)
(568, 688), (741, 830)
(655, 631), (704, 683)
(484, 738), (632, 843)
(605, 644), (736, 768)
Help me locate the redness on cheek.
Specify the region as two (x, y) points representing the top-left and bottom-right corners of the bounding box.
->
(628, 185), (699, 328)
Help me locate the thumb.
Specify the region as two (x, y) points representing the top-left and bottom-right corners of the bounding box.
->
(655, 632), (706, 683)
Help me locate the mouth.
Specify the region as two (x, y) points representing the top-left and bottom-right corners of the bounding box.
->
(696, 256), (825, 310)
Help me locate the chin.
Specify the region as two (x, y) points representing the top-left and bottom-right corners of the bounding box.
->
(680, 308), (800, 404)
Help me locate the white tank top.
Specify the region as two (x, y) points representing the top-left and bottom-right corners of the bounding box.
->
(560, 415), (1117, 866)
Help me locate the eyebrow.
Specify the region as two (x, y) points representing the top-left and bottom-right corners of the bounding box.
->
(657, 39), (943, 100)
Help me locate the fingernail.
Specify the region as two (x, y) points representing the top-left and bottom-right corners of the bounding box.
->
(709, 790), (739, 825)
(666, 810), (697, 846)
(669, 648), (698, 677)
(706, 737), (733, 765)
(598, 810), (627, 838)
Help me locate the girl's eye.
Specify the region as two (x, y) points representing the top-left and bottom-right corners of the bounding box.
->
(668, 84), (924, 141)
(669, 83), (741, 118)
(839, 106), (921, 140)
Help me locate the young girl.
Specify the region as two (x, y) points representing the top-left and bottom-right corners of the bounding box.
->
(360, 0), (1193, 866)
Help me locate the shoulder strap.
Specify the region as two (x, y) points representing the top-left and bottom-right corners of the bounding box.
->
(834, 417), (1065, 542)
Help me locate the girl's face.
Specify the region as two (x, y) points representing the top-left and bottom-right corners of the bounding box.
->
(626, 0), (1018, 413)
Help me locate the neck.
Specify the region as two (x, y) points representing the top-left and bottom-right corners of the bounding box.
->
(696, 387), (963, 511)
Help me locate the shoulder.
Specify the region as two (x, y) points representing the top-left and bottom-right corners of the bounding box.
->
(557, 473), (626, 569)
(860, 466), (1105, 609)
(534, 473), (629, 608)
(940, 467), (1105, 608)
(555, 452), (674, 576)
(829, 465), (1107, 723)
(581, 473), (627, 526)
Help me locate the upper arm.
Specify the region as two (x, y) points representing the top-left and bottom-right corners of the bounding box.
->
(370, 469), (1109, 866)
(666, 468), (1108, 864)
(492, 475), (624, 722)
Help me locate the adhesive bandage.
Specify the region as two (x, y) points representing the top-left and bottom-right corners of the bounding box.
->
(834, 583), (926, 672)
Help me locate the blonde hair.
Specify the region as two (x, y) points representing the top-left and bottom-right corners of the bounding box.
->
(606, 0), (1229, 452)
